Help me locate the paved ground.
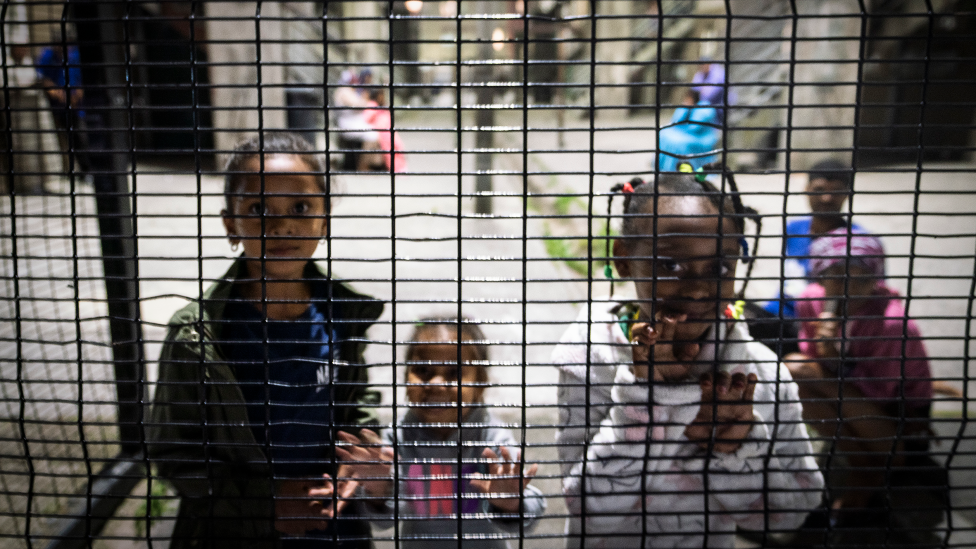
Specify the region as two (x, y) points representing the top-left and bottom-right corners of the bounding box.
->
(3, 107), (975, 547)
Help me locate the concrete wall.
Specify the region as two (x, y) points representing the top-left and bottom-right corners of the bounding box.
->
(205, 2), (286, 156)
(788, 0), (863, 170)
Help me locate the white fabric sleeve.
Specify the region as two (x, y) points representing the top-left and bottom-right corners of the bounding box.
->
(677, 365), (825, 531)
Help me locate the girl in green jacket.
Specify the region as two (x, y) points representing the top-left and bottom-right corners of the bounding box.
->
(149, 133), (382, 549)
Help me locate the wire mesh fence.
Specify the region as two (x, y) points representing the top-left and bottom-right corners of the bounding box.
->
(1, 1), (974, 548)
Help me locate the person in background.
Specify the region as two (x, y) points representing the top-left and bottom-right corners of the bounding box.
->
(333, 70), (380, 172)
(36, 30), (88, 173)
(656, 89), (721, 172)
(338, 317), (545, 549)
(785, 230), (933, 518)
(362, 85), (407, 173)
(691, 59), (730, 108)
(764, 159), (863, 319)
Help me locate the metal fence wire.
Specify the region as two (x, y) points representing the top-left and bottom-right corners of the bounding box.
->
(1, 1), (974, 548)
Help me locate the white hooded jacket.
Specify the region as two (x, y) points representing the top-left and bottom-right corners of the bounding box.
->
(553, 302), (824, 548)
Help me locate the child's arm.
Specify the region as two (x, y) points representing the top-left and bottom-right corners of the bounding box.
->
(333, 427), (401, 529)
(683, 371), (758, 454)
(148, 324), (275, 506)
(469, 445), (546, 533)
(552, 310), (642, 521)
(683, 361), (825, 532)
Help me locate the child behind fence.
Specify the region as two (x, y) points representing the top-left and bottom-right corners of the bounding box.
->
(553, 169), (824, 548)
(785, 228), (948, 532)
(338, 317), (546, 548)
(148, 133), (382, 549)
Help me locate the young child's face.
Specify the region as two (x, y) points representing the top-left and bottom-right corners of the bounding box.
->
(818, 264), (879, 313)
(222, 155), (327, 280)
(406, 333), (485, 427)
(806, 177), (850, 215)
(614, 196), (740, 342)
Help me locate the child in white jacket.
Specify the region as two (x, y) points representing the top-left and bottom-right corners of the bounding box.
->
(554, 171), (824, 548)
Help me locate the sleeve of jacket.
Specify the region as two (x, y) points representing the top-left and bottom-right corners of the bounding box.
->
(147, 322), (274, 508)
(334, 302), (384, 432)
(552, 316), (619, 517)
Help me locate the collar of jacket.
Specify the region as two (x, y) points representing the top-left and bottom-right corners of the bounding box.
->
(190, 257), (384, 341)
(399, 405), (492, 443)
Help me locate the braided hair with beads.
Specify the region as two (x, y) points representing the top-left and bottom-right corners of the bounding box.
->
(604, 163), (762, 299)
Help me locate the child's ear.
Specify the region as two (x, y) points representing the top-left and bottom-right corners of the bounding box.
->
(612, 239), (632, 278)
(221, 209), (239, 245)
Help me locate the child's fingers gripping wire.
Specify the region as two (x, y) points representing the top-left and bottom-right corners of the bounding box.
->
(684, 371), (759, 454)
(334, 429), (395, 497)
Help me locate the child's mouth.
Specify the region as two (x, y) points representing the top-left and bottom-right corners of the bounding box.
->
(658, 305), (715, 321)
(264, 245), (300, 257)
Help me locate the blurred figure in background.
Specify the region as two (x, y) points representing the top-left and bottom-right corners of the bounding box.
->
(36, 30), (88, 173)
(765, 159), (862, 319)
(332, 69), (380, 171)
(656, 89), (720, 172)
(785, 229), (945, 538)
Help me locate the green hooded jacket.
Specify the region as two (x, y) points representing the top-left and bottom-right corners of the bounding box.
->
(147, 259), (383, 549)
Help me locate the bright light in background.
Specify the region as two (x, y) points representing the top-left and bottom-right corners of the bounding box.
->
(405, 0), (423, 14)
(439, 2), (456, 17)
(492, 27), (506, 52)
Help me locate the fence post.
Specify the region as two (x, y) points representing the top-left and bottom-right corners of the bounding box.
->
(474, 0), (494, 214)
(72, 0), (145, 455)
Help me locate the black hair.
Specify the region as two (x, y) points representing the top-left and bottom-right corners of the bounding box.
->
(406, 317), (490, 383)
(607, 164), (762, 296)
(223, 132), (328, 212)
(808, 158), (853, 189)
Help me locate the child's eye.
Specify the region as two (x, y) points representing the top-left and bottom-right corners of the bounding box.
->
(293, 201), (310, 215)
(656, 258), (684, 276)
(246, 203), (266, 216)
(410, 365), (431, 380)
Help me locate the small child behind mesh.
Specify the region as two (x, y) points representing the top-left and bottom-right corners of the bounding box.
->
(553, 169), (824, 548)
(338, 317), (546, 549)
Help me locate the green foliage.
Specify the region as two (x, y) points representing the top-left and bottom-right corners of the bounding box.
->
(543, 222), (617, 278)
(134, 477), (176, 537)
(553, 194), (586, 217)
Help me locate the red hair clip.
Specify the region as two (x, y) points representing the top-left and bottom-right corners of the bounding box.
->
(622, 182), (634, 193)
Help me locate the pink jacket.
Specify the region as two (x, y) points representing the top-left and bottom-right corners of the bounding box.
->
(796, 283), (932, 404)
(363, 103), (407, 172)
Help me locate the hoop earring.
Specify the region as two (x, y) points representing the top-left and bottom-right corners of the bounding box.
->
(231, 242), (239, 253)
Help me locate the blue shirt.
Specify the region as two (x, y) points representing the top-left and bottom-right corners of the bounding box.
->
(223, 284), (365, 547)
(763, 217), (864, 317)
(222, 287), (342, 478)
(36, 46), (82, 95)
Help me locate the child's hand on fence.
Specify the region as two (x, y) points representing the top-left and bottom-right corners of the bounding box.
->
(630, 314), (701, 382)
(469, 446), (539, 513)
(815, 311), (842, 359)
(306, 471), (359, 519)
(684, 371), (758, 454)
(274, 475), (350, 536)
(335, 429), (395, 497)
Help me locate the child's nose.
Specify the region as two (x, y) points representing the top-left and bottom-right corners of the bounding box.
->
(681, 276), (712, 300)
(265, 215), (294, 236)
